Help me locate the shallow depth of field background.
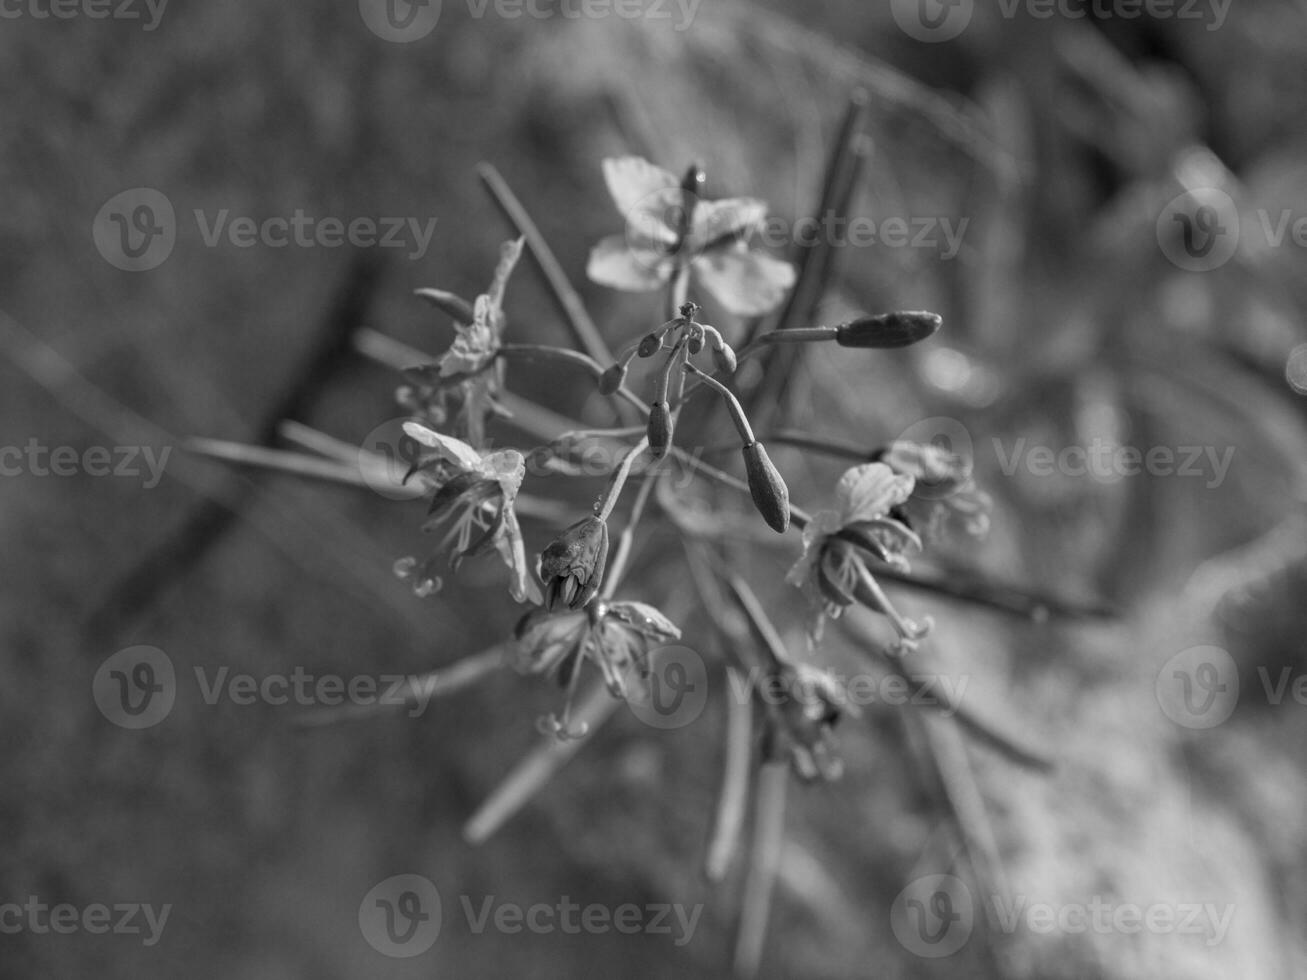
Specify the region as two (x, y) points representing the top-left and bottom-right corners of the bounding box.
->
(4, 1), (1307, 977)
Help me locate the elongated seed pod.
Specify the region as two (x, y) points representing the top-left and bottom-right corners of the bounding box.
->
(835, 311), (941, 349)
(742, 441), (790, 533)
(648, 401), (673, 459)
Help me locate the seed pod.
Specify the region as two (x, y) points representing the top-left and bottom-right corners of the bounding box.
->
(638, 333), (662, 357)
(597, 362), (627, 394)
(742, 441), (790, 533)
(835, 311), (942, 349)
(712, 343), (738, 374)
(648, 401), (674, 459)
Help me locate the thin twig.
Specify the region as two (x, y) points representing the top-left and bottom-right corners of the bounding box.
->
(462, 680), (620, 845)
(706, 667), (754, 883)
(477, 162), (614, 366)
(733, 761), (789, 979)
(292, 644), (508, 728)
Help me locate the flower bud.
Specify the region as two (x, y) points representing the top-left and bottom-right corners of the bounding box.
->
(597, 362), (627, 394)
(539, 516), (610, 611)
(835, 311), (941, 349)
(648, 401), (674, 459)
(712, 342), (738, 374)
(413, 288), (476, 324)
(742, 441), (790, 533)
(638, 333), (662, 357)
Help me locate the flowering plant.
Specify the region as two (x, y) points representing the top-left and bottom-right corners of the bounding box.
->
(193, 123), (1105, 976)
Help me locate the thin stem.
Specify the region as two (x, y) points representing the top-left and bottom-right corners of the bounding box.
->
(184, 437), (379, 489)
(765, 429), (874, 461)
(497, 344), (605, 374)
(596, 436), (650, 523)
(733, 761), (789, 979)
(602, 470), (657, 600)
(706, 668), (753, 883)
(292, 644), (508, 727)
(476, 162), (614, 366)
(463, 680), (620, 845)
(683, 362), (756, 446)
(755, 327), (839, 343)
(855, 561), (933, 641)
(352, 327), (651, 420)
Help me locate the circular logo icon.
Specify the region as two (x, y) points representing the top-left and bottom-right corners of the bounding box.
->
(891, 416), (975, 500)
(359, 0), (441, 42)
(359, 419), (429, 500)
(93, 645), (176, 729)
(1285, 344), (1307, 396)
(626, 644), (709, 730)
(359, 874), (442, 957)
(1157, 188), (1240, 272)
(891, 0), (973, 42)
(890, 873), (974, 957)
(1156, 645), (1239, 729)
(93, 188), (176, 272)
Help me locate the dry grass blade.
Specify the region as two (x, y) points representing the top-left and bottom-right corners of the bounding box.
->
(706, 667), (754, 884)
(732, 760), (789, 979)
(477, 162), (615, 367)
(293, 644), (508, 728)
(463, 679), (620, 845)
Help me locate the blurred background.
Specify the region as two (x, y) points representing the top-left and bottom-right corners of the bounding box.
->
(4, 0), (1307, 976)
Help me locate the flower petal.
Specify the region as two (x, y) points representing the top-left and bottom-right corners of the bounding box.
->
(834, 463), (915, 526)
(602, 156), (679, 221)
(485, 236), (524, 318)
(587, 234), (670, 293)
(496, 507), (543, 605)
(478, 448), (525, 500)
(402, 421), (483, 472)
(692, 245), (796, 316)
(606, 601), (681, 642)
(688, 197), (768, 252)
